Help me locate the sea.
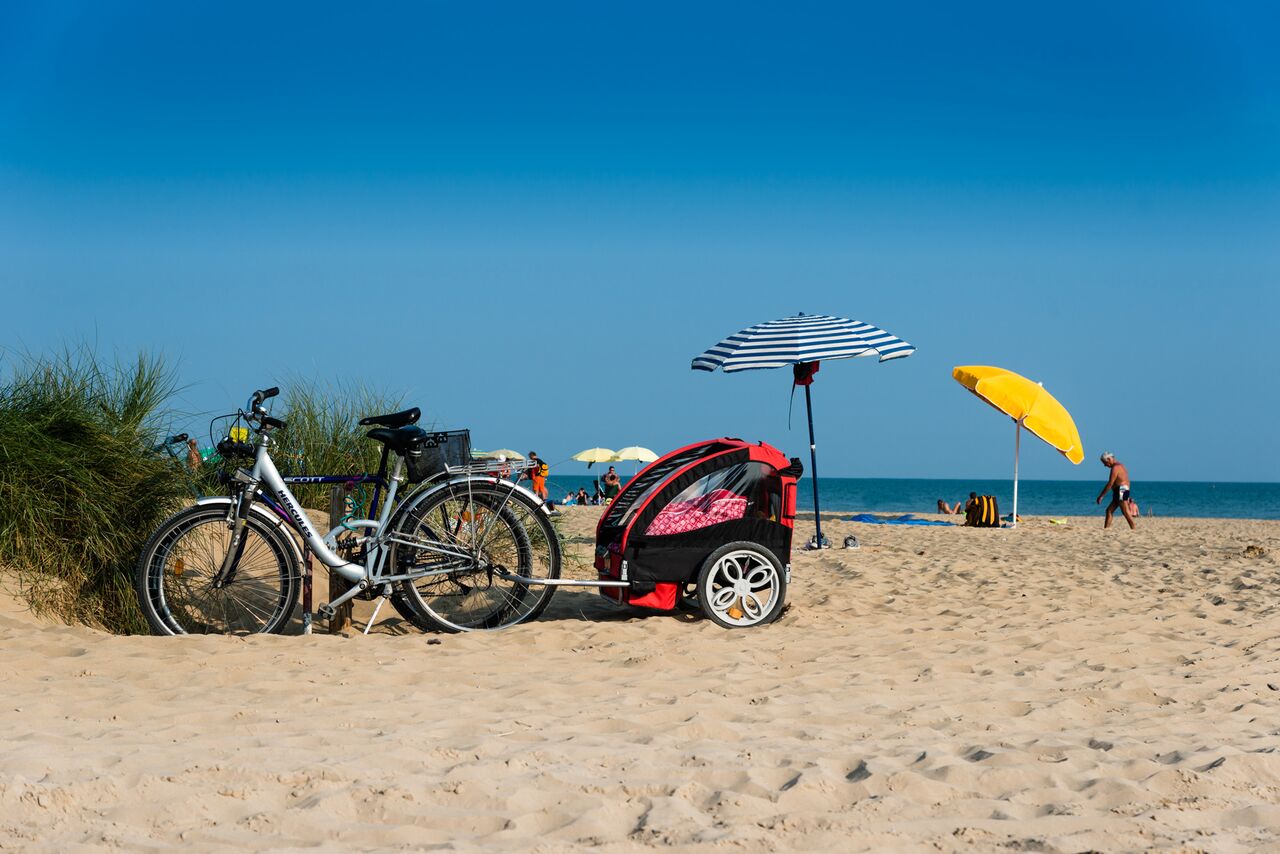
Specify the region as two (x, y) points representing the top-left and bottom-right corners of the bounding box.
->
(542, 475), (1280, 520)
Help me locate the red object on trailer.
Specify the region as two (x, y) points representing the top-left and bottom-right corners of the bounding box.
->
(593, 438), (802, 628)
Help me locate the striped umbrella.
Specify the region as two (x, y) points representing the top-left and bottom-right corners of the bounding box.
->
(692, 313), (915, 547)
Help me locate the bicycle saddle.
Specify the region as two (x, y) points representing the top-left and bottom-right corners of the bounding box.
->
(358, 407), (421, 428)
(366, 424), (427, 453)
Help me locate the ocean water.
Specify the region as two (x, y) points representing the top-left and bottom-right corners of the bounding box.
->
(542, 475), (1280, 520)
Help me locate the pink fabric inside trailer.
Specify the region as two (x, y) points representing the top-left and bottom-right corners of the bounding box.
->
(645, 489), (747, 536)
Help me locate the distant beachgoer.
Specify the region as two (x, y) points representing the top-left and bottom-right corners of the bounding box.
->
(1096, 451), (1136, 530)
(527, 451), (549, 501)
(576, 488), (590, 506)
(186, 438), (202, 470)
(603, 466), (621, 502)
(936, 498), (962, 515)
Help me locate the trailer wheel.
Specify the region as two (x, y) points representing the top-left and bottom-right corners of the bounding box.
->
(696, 542), (787, 629)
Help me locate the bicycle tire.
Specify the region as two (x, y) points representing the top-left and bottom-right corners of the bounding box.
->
(389, 482), (560, 632)
(135, 503), (301, 635)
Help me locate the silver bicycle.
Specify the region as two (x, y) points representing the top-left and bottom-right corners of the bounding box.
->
(135, 387), (580, 635)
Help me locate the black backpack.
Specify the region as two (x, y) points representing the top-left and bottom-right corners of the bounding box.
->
(965, 495), (1000, 528)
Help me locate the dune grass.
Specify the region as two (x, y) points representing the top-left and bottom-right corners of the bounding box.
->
(0, 348), (189, 632)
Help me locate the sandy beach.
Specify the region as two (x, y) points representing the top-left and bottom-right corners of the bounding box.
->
(2, 508), (1279, 851)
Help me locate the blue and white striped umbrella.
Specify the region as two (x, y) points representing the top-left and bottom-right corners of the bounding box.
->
(691, 314), (915, 373)
(691, 313), (915, 549)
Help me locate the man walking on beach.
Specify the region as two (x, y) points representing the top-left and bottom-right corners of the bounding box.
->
(1096, 451), (1136, 529)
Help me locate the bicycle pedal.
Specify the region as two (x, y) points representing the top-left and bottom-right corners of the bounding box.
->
(316, 603), (337, 619)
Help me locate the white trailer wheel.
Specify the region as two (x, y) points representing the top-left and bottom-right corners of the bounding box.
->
(696, 542), (787, 629)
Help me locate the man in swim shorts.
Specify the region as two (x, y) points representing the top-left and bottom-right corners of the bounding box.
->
(1096, 451), (1136, 529)
(527, 451), (549, 501)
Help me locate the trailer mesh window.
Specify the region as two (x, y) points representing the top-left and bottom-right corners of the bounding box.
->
(644, 462), (765, 536)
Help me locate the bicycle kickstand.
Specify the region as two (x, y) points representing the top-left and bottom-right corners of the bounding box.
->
(363, 586), (392, 636)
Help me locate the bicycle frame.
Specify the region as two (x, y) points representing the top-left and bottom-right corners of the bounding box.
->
(248, 434), (376, 586)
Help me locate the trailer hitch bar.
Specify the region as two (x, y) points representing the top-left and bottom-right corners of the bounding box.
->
(492, 570), (629, 588)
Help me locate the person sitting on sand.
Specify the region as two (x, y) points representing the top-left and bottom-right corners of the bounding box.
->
(1096, 451), (1136, 530)
(936, 498), (962, 515)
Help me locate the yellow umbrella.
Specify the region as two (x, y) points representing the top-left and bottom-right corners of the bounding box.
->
(612, 445), (659, 476)
(952, 366), (1084, 527)
(612, 446), (658, 463)
(473, 449), (524, 461)
(572, 447), (616, 468)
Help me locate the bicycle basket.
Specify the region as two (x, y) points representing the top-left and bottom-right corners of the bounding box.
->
(405, 429), (472, 483)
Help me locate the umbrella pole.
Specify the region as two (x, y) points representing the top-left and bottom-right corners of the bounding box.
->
(805, 383), (823, 546)
(1013, 418), (1022, 529)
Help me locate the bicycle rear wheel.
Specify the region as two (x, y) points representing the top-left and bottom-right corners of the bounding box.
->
(390, 482), (560, 631)
(135, 504), (301, 635)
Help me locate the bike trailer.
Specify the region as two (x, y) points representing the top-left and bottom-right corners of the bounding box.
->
(594, 438), (802, 628)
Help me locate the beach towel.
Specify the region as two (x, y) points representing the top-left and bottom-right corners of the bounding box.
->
(845, 513), (953, 526)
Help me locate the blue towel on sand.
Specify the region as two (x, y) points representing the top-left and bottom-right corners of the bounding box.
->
(845, 513), (953, 526)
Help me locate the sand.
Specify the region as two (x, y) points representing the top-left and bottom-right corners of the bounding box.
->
(2, 509), (1279, 852)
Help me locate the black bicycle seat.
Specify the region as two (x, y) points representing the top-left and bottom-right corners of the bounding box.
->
(366, 425), (427, 453)
(358, 407), (420, 428)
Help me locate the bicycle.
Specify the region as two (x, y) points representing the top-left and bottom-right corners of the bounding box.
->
(134, 386), (607, 636)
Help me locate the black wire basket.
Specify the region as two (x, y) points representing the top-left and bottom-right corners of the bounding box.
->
(406, 429), (472, 483)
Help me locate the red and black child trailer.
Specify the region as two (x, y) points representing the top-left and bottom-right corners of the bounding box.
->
(594, 438), (803, 628)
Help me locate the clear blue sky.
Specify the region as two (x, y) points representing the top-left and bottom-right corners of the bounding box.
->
(2, 2), (1277, 482)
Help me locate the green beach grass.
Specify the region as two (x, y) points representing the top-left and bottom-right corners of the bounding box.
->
(0, 348), (188, 632)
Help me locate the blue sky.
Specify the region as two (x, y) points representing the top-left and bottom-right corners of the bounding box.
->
(2, 1), (1277, 482)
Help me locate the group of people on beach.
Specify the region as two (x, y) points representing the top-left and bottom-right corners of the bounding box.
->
(553, 465), (622, 506)
(935, 452), (1138, 528)
(522, 453), (623, 507)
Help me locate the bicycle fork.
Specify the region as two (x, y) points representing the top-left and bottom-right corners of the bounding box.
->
(214, 469), (259, 588)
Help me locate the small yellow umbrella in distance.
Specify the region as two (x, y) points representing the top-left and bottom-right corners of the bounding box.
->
(572, 447), (616, 468)
(612, 446), (659, 476)
(473, 448), (524, 460)
(612, 446), (658, 463)
(953, 366), (1084, 527)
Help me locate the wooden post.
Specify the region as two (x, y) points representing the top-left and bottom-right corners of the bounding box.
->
(301, 548), (313, 635)
(328, 485), (354, 634)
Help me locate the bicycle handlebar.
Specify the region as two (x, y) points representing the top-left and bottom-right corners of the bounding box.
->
(249, 387), (280, 410)
(241, 386), (287, 433)
(153, 433), (190, 453)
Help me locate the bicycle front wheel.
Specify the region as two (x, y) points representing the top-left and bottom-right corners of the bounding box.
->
(390, 482), (561, 631)
(135, 504), (301, 635)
